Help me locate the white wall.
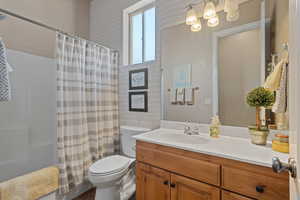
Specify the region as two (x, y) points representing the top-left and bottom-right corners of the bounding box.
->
(90, 0), (141, 62)
(89, 0), (196, 128)
(0, 0), (90, 58)
(0, 49), (56, 182)
(90, 0), (161, 129)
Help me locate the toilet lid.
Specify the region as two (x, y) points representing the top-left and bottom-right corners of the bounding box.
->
(89, 155), (131, 175)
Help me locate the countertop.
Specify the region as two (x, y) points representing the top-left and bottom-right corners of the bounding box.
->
(133, 128), (289, 168)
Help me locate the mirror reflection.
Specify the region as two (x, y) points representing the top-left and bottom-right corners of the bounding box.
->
(161, 0), (289, 129)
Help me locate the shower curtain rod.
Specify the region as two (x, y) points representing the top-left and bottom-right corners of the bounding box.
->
(0, 8), (118, 52)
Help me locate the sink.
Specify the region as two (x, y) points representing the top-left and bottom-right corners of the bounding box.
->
(141, 131), (209, 145)
(134, 128), (290, 168)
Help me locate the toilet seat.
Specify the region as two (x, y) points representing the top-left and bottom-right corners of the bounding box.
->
(89, 155), (133, 176)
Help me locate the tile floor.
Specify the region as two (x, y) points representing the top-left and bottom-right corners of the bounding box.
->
(73, 188), (96, 200)
(73, 188), (136, 200)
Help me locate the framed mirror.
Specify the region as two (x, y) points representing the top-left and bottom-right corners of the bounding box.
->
(161, 0), (289, 130)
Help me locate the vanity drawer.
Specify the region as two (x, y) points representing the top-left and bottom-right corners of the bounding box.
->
(222, 166), (289, 200)
(222, 190), (254, 200)
(137, 143), (221, 186)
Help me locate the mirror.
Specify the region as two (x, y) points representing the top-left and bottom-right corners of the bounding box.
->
(161, 0), (289, 128)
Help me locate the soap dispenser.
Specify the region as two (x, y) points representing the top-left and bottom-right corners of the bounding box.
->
(210, 115), (221, 138)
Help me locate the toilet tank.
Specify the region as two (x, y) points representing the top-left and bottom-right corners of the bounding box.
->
(120, 126), (151, 158)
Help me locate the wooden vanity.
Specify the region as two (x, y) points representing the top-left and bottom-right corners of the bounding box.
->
(136, 141), (289, 200)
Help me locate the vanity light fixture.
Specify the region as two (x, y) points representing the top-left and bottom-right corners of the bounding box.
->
(203, 1), (217, 20)
(186, 5), (198, 25)
(226, 9), (240, 22)
(224, 0), (239, 12)
(207, 15), (219, 27)
(224, 0), (240, 22)
(191, 18), (202, 32)
(186, 0), (240, 32)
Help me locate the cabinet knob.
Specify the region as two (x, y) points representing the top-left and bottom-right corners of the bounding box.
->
(170, 183), (176, 188)
(163, 180), (169, 185)
(256, 185), (265, 193)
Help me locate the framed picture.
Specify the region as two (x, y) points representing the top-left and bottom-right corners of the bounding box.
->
(173, 64), (192, 88)
(129, 91), (148, 112)
(129, 68), (148, 90)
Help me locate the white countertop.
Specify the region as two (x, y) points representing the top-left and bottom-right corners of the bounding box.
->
(134, 128), (289, 168)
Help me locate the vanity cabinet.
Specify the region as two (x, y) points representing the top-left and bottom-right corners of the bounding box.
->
(136, 141), (289, 200)
(222, 166), (289, 199)
(136, 162), (220, 200)
(222, 191), (253, 200)
(136, 162), (170, 200)
(170, 173), (220, 200)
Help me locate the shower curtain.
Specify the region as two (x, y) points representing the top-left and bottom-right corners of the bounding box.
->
(56, 33), (120, 194)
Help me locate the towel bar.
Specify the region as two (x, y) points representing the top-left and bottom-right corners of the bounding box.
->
(167, 87), (199, 92)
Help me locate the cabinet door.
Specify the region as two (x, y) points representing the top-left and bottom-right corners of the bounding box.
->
(222, 190), (254, 200)
(136, 162), (170, 200)
(170, 174), (220, 200)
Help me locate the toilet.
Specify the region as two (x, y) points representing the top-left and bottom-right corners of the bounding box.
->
(88, 126), (151, 200)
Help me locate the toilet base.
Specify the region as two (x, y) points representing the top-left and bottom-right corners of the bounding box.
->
(95, 185), (120, 200)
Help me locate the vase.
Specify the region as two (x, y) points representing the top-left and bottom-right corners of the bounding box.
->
(209, 126), (220, 138)
(248, 126), (269, 145)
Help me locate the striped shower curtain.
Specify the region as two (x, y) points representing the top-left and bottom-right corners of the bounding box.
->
(56, 33), (120, 194)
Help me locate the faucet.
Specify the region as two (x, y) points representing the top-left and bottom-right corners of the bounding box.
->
(183, 122), (200, 135)
(184, 124), (191, 135)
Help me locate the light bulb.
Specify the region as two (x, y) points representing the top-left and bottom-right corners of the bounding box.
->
(191, 18), (202, 32)
(203, 1), (217, 19)
(207, 15), (219, 27)
(186, 7), (198, 25)
(226, 9), (240, 22)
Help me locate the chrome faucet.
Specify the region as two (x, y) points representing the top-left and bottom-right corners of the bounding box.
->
(183, 122), (200, 135)
(184, 124), (191, 135)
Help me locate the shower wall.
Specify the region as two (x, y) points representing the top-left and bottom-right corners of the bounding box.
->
(0, 49), (56, 182)
(0, 0), (91, 184)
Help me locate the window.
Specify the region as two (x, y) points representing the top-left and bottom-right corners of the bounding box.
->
(123, 0), (156, 65)
(130, 6), (156, 64)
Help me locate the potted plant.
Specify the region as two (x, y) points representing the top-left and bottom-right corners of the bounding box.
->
(246, 87), (275, 145)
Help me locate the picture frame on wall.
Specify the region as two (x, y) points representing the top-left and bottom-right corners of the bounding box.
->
(129, 91), (148, 112)
(173, 64), (192, 88)
(129, 68), (148, 90)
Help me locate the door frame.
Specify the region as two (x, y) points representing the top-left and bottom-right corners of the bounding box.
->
(289, 0), (300, 199)
(212, 20), (263, 115)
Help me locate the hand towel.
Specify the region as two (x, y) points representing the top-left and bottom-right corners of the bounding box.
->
(264, 60), (284, 92)
(272, 63), (288, 113)
(185, 88), (195, 105)
(176, 88), (185, 105)
(0, 166), (59, 200)
(0, 40), (11, 101)
(170, 88), (177, 104)
(120, 160), (136, 200)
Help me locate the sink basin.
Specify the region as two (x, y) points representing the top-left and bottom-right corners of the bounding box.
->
(140, 131), (209, 145)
